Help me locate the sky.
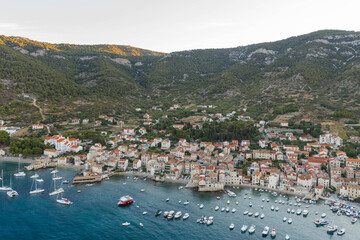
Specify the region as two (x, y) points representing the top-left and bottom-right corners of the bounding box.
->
(0, 0), (360, 53)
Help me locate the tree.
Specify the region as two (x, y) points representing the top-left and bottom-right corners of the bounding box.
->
(0, 131), (9, 145)
(321, 163), (327, 171)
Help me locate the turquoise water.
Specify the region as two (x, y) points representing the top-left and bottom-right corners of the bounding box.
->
(0, 161), (357, 240)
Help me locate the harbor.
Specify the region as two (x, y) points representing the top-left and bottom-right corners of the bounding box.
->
(0, 161), (358, 240)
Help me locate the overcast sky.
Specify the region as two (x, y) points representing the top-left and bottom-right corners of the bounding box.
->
(0, 0), (359, 52)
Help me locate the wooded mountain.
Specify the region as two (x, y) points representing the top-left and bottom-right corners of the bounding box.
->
(1, 30), (360, 121)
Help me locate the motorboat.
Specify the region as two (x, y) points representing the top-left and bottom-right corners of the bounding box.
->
(321, 213), (326, 218)
(236, 201), (239, 205)
(303, 209), (309, 216)
(214, 206), (219, 211)
(155, 210), (162, 216)
(249, 202), (253, 207)
(50, 169), (58, 174)
(227, 190), (236, 197)
(351, 218), (357, 224)
(7, 189), (18, 197)
(226, 207), (230, 212)
(261, 205), (264, 209)
(183, 200), (190, 205)
(62, 180), (69, 184)
(227, 200), (230, 204)
(199, 204), (204, 209)
(283, 217), (287, 222)
(229, 223), (235, 230)
(260, 213), (265, 219)
(178, 200), (181, 203)
(231, 208), (236, 213)
(249, 224), (256, 233)
(216, 196), (220, 200)
(139, 223), (143, 227)
(314, 219), (328, 226)
(267, 199), (270, 202)
(36, 178), (44, 183)
(221, 207), (225, 212)
(275, 206), (279, 211)
(270, 228), (276, 238)
(271, 206), (275, 211)
(165, 198), (170, 202)
(285, 234), (290, 240)
(287, 208), (291, 213)
(243, 210), (249, 215)
(262, 198), (265, 202)
(288, 218), (292, 224)
(337, 228), (345, 235)
(122, 222), (130, 226)
(262, 226), (269, 236)
(163, 211), (169, 217)
(291, 209), (295, 214)
(143, 211), (148, 215)
(327, 224), (337, 233)
(140, 189), (145, 192)
(296, 209), (302, 215)
(178, 186), (183, 190)
(254, 212), (259, 217)
(248, 211), (253, 216)
(183, 213), (189, 220)
(206, 216), (213, 225)
(241, 225), (248, 232)
(167, 211), (175, 219)
(174, 211), (182, 219)
(118, 195), (134, 206)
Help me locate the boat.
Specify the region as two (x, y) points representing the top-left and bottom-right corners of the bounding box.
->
(167, 211), (175, 219)
(30, 173), (39, 179)
(321, 213), (326, 218)
(261, 205), (264, 209)
(229, 223), (235, 230)
(221, 207), (225, 212)
(288, 218), (292, 224)
(183, 213), (189, 220)
(174, 211), (182, 219)
(351, 218), (357, 224)
(216, 196), (220, 200)
(296, 209), (302, 215)
(275, 200), (278, 203)
(165, 198), (170, 202)
(77, 190), (81, 193)
(248, 211), (253, 216)
(327, 223), (337, 233)
(243, 210), (249, 215)
(56, 192), (73, 205)
(178, 186), (183, 190)
(178, 200), (181, 203)
(117, 195), (134, 206)
(260, 213), (265, 219)
(49, 172), (64, 196)
(249, 202), (253, 207)
(291, 209), (295, 214)
(236, 201), (239, 205)
(29, 178), (45, 194)
(303, 209), (309, 216)
(163, 211), (169, 217)
(241, 225), (248, 232)
(272, 192), (278, 197)
(215, 206), (219, 211)
(225, 207), (230, 212)
(143, 211), (148, 215)
(50, 169), (58, 174)
(254, 212), (259, 217)
(287, 208), (291, 213)
(337, 228), (345, 235)
(36, 178), (44, 183)
(140, 189), (145, 192)
(6, 176), (18, 197)
(270, 228), (276, 238)
(314, 219), (328, 226)
(139, 223), (143, 227)
(262, 226), (269, 236)
(267, 199), (270, 202)
(155, 210), (162, 216)
(0, 170), (12, 191)
(122, 222), (130, 226)
(14, 158), (26, 177)
(184, 200), (190, 205)
(227, 200), (230, 204)
(271, 206), (275, 211)
(275, 206), (279, 211)
(199, 204), (204, 209)
(285, 234), (290, 240)
(249, 224), (255, 234)
(227, 190), (236, 197)
(283, 217), (287, 222)
(206, 216), (213, 225)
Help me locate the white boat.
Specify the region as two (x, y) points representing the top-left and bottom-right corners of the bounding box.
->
(184, 200), (190, 205)
(143, 211), (148, 215)
(49, 174), (64, 196)
(249, 224), (256, 233)
(216, 196), (220, 200)
(29, 178), (44, 194)
(174, 211), (182, 219)
(225, 207), (230, 212)
(327, 223), (337, 233)
(6, 176), (18, 197)
(36, 178), (44, 183)
(227, 190), (236, 197)
(231, 208), (236, 213)
(260, 213), (265, 219)
(62, 180), (69, 184)
(287, 208), (291, 213)
(178, 186), (183, 190)
(241, 225), (248, 232)
(14, 158), (26, 177)
(337, 228), (345, 235)
(215, 206), (219, 211)
(291, 209), (295, 214)
(303, 209), (309, 216)
(122, 222), (130, 226)
(56, 192), (73, 205)
(165, 198), (170, 202)
(267, 199), (270, 202)
(221, 207), (225, 212)
(178, 200), (181, 203)
(261, 205), (264, 209)
(351, 218), (357, 224)
(288, 218), (292, 224)
(183, 213), (189, 220)
(50, 169), (58, 174)
(167, 210), (175, 219)
(321, 213), (326, 218)
(262, 226), (269, 236)
(0, 170), (12, 191)
(163, 211), (169, 217)
(283, 217), (287, 222)
(254, 212), (259, 217)
(199, 204), (204, 209)
(229, 223), (235, 230)
(243, 210), (249, 215)
(262, 198), (265, 202)
(139, 223), (143, 227)
(271, 206), (275, 211)
(275, 200), (278, 203)
(248, 211), (253, 216)
(285, 234), (290, 240)
(206, 216), (213, 225)
(140, 189), (145, 192)
(249, 202), (253, 207)
(270, 228), (276, 238)
(227, 200), (230, 204)
(30, 173), (39, 179)
(236, 201), (239, 205)
(296, 209), (302, 215)
(275, 206), (279, 211)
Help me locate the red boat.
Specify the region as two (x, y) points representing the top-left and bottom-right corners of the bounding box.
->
(118, 195), (134, 206)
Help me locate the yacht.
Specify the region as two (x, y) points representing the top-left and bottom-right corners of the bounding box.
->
(227, 190), (236, 197)
(241, 225), (248, 232)
(30, 173), (39, 179)
(243, 210), (249, 215)
(270, 228), (276, 238)
(337, 228), (345, 235)
(199, 204), (204, 209)
(214, 206), (219, 211)
(248, 224), (256, 234)
(231, 208), (236, 213)
(174, 211), (182, 219)
(254, 212), (259, 217)
(56, 192), (73, 205)
(314, 219), (328, 226)
(62, 180), (69, 184)
(14, 157), (26, 177)
(118, 195), (134, 206)
(122, 222), (130, 226)
(262, 226), (270, 236)
(51, 169), (59, 174)
(229, 223), (235, 230)
(283, 217), (287, 222)
(29, 178), (45, 194)
(49, 172), (64, 196)
(0, 170), (12, 191)
(6, 176), (17, 197)
(288, 218), (293, 224)
(183, 213), (189, 220)
(260, 213), (265, 219)
(167, 211), (175, 219)
(178, 186), (183, 190)
(36, 178), (44, 183)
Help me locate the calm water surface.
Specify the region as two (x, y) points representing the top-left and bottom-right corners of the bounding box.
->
(0, 162), (356, 240)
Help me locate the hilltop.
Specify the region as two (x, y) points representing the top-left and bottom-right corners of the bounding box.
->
(1, 30), (360, 123)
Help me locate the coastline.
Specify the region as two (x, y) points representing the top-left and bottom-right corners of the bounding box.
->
(112, 171), (189, 185)
(227, 184), (306, 198)
(0, 156), (34, 164)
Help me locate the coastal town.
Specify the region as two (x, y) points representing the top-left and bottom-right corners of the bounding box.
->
(2, 104), (360, 203)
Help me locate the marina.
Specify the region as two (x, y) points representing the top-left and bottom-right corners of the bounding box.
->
(0, 161), (358, 240)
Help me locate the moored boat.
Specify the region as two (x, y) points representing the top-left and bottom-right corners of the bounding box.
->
(183, 213), (189, 220)
(229, 223), (235, 230)
(262, 226), (269, 236)
(241, 225), (248, 232)
(118, 195), (134, 206)
(155, 210), (162, 216)
(249, 224), (256, 233)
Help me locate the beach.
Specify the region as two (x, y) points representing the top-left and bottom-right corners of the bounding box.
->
(0, 156), (35, 164)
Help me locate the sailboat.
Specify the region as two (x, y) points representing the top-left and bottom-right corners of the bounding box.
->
(14, 158), (26, 177)
(56, 191), (73, 205)
(0, 170), (12, 191)
(29, 177), (45, 194)
(49, 171), (64, 196)
(6, 175), (18, 197)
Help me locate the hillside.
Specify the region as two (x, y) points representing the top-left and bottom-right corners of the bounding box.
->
(1, 30), (360, 122)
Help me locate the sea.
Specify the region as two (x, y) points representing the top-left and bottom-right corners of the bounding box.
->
(0, 161), (357, 240)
